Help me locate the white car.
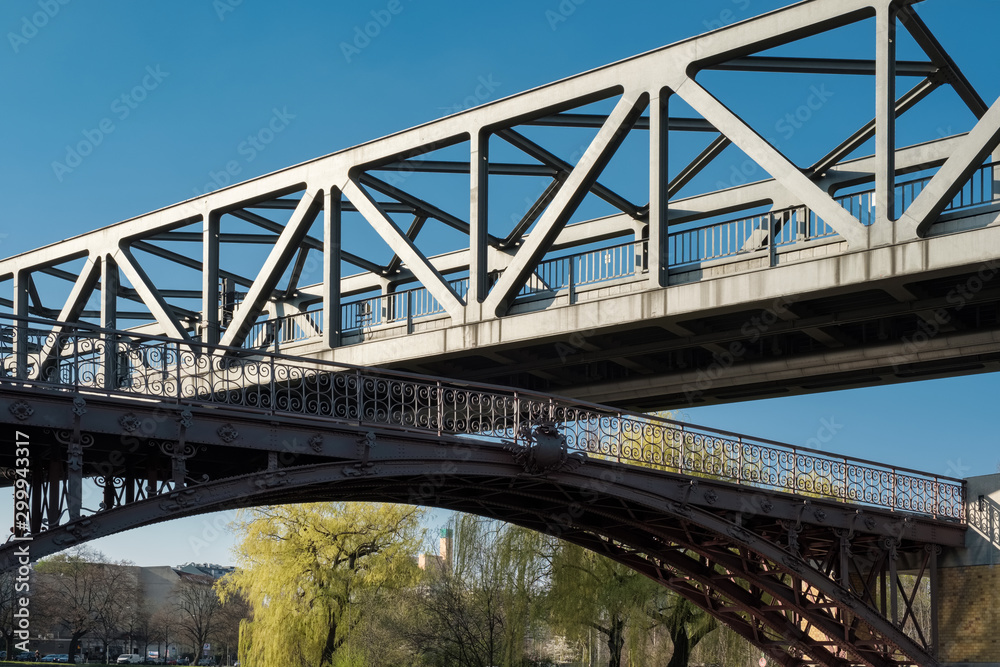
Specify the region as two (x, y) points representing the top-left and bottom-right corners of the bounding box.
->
(116, 656), (143, 665)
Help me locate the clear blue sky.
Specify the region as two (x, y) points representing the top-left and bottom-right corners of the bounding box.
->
(1, 0), (998, 565)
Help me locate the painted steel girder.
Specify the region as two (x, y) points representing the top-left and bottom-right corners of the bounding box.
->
(3, 0), (996, 337)
(0, 384), (958, 666)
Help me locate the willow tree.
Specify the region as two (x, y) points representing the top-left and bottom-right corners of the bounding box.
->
(402, 515), (550, 666)
(219, 502), (425, 667)
(546, 542), (661, 667)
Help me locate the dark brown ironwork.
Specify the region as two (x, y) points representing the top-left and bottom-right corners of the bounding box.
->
(0, 314), (971, 666)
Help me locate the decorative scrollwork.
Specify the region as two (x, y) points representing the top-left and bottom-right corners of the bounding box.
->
(9, 400), (33, 421)
(3, 316), (967, 524)
(159, 489), (204, 513)
(51, 519), (97, 547)
(119, 413), (142, 433)
(217, 424), (239, 443)
(505, 422), (585, 476)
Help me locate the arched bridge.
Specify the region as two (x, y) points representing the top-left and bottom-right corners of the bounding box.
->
(0, 315), (969, 667)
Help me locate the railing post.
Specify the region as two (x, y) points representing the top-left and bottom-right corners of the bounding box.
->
(737, 436), (743, 484)
(513, 391), (520, 445)
(842, 456), (848, 503)
(269, 355), (276, 416)
(616, 411), (622, 464)
(436, 380), (443, 436)
(407, 290), (414, 335)
(680, 429), (687, 475)
(174, 341), (181, 403)
(568, 256), (575, 304)
(791, 446), (798, 492)
(355, 368), (363, 424)
(768, 212), (777, 267)
(891, 468), (897, 512)
(933, 476), (940, 520)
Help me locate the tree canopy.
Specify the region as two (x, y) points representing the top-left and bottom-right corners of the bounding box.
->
(219, 502), (425, 667)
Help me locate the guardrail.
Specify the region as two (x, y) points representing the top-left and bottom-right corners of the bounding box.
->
(969, 492), (1000, 549)
(242, 162), (1000, 349)
(0, 314), (967, 523)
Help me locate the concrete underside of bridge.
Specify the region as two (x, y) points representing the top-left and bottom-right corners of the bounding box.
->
(281, 210), (1000, 411)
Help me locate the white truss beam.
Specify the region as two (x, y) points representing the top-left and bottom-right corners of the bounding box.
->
(218, 191), (323, 349)
(483, 93), (648, 317)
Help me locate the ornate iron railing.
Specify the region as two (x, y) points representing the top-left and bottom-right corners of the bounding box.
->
(968, 492), (1000, 548)
(0, 314), (966, 523)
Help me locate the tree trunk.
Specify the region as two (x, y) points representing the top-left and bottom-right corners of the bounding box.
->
(606, 616), (626, 667)
(318, 618), (339, 665)
(67, 631), (85, 665)
(667, 627), (691, 667)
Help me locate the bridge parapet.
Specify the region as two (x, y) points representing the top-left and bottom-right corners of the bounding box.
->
(0, 313), (966, 526)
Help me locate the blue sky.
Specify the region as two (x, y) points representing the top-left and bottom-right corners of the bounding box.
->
(2, 0), (999, 565)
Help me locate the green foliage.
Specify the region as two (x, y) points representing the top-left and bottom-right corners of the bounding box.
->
(219, 502), (425, 667)
(401, 515), (550, 667)
(546, 541), (662, 667)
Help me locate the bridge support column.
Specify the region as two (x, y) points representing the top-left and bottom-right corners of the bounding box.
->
(936, 473), (1000, 666)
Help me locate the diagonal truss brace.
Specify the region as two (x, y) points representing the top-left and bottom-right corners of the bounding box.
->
(674, 78), (868, 248)
(897, 95), (1000, 239)
(342, 180), (466, 321)
(483, 93), (649, 317)
(219, 191), (323, 349)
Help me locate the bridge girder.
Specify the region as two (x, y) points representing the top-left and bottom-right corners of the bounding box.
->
(3, 0), (999, 367)
(0, 318), (968, 665)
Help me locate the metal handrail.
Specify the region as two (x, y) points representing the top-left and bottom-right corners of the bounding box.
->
(0, 313), (967, 523)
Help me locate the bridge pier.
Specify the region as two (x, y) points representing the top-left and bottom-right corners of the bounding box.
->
(937, 473), (1000, 666)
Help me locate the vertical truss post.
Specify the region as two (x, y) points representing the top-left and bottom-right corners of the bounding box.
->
(47, 458), (62, 528)
(323, 189), (343, 348)
(888, 539), (899, 627)
(875, 3), (897, 243)
(29, 471), (42, 534)
(101, 255), (119, 390)
(202, 212), (220, 345)
(469, 130), (490, 313)
(648, 90), (669, 288)
(929, 544), (940, 657)
(66, 439), (83, 521)
(12, 271), (29, 380)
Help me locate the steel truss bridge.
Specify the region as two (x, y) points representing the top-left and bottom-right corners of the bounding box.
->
(4, 0), (1000, 409)
(2, 0), (999, 664)
(0, 315), (974, 667)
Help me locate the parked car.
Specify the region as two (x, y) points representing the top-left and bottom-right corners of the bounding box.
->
(41, 654), (67, 663)
(14, 651), (34, 661)
(117, 655), (144, 665)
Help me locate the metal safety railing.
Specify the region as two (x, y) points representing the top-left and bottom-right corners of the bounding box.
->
(968, 492), (1000, 549)
(0, 314), (967, 523)
(241, 162), (1000, 349)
